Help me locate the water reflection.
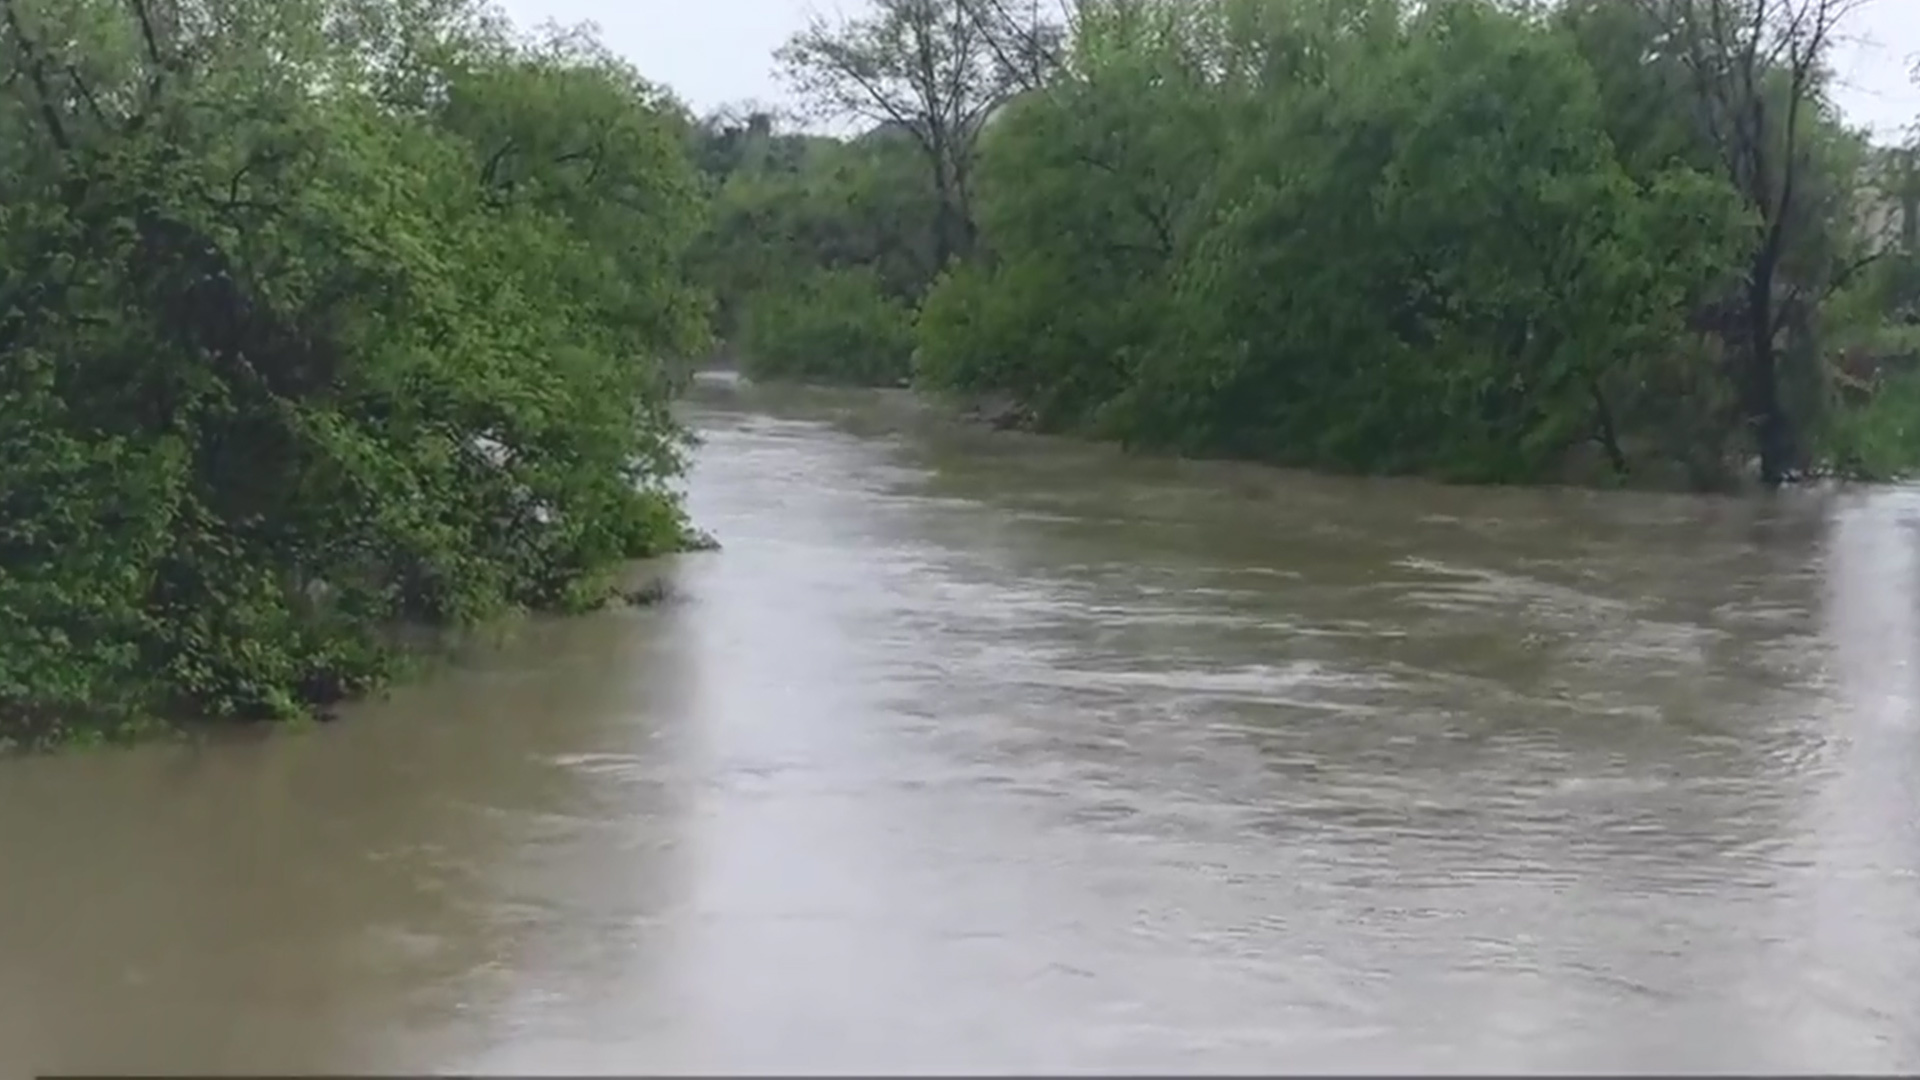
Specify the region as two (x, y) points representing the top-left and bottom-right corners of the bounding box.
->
(1779, 488), (1920, 1069)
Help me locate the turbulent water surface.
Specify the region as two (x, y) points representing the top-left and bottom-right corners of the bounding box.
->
(3, 375), (1917, 1073)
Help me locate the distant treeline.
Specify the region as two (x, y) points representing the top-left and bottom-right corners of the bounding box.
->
(691, 0), (1920, 489)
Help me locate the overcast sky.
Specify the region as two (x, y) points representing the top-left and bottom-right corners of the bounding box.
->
(495, 0), (1918, 138)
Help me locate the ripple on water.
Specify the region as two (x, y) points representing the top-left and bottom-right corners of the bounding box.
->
(1035, 659), (1396, 700)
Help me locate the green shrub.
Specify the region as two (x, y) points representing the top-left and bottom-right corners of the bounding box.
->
(1827, 369), (1920, 480)
(0, 0), (708, 745)
(738, 267), (917, 386)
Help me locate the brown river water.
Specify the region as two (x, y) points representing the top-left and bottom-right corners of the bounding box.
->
(2, 374), (1918, 1074)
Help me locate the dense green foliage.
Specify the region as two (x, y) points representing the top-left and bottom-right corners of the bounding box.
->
(686, 0), (1026, 385)
(688, 115), (938, 382)
(0, 0), (708, 743)
(730, 0), (1919, 486)
(737, 266), (917, 386)
(923, 0), (1750, 484)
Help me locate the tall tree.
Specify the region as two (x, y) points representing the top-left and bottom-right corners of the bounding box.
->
(1646, 0), (1864, 484)
(776, 0), (1030, 266)
(963, 0), (1071, 92)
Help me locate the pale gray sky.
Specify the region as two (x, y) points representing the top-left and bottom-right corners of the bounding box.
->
(496, 0), (1918, 138)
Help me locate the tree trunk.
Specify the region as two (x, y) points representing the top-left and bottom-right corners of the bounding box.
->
(1589, 379), (1629, 477)
(929, 144), (956, 268)
(1747, 268), (1791, 486)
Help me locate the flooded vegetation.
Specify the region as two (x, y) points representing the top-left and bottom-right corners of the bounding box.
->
(5, 0), (1920, 1071)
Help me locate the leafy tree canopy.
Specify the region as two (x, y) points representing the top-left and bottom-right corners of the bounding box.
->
(0, 0), (708, 744)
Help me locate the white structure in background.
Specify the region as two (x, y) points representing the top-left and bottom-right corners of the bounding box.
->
(1858, 145), (1918, 256)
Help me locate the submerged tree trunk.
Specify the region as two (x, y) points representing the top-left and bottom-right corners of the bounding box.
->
(1589, 380), (1630, 477)
(1748, 271), (1790, 485)
(1650, 0), (1858, 487)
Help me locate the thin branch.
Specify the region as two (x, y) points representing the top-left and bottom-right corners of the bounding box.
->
(2, 0), (73, 153)
(1072, 149), (1174, 255)
(1811, 249), (1888, 307)
(552, 141), (607, 185)
(128, 0), (165, 66)
(785, 29), (934, 156)
(125, 0), (169, 106)
(64, 63), (110, 126)
(480, 138), (518, 188)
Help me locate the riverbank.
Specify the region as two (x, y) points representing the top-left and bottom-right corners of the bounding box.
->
(0, 541), (719, 758)
(719, 372), (1878, 497)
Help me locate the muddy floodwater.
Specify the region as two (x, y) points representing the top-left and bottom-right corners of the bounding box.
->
(3, 375), (1918, 1074)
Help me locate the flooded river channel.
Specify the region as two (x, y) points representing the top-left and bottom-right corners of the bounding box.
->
(3, 376), (1918, 1073)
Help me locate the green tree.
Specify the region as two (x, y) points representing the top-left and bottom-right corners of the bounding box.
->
(1564, 0), (1868, 483)
(688, 111), (938, 381)
(0, 0), (706, 744)
(917, 0), (1757, 484)
(739, 266), (918, 386)
(777, 0), (1028, 267)
(917, 0), (1228, 428)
